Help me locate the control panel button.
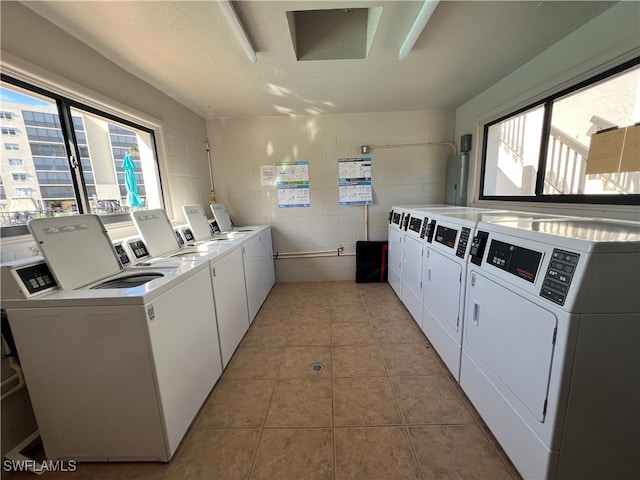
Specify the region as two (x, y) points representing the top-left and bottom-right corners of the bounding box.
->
(540, 248), (580, 306)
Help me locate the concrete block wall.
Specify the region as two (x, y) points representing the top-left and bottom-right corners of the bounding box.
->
(207, 110), (455, 282)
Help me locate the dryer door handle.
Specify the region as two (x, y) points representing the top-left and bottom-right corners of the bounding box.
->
(472, 302), (480, 326)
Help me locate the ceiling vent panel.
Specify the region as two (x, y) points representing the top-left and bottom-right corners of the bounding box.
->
(287, 8), (381, 61)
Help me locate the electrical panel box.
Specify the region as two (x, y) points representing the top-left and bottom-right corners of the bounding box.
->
(445, 153), (469, 206)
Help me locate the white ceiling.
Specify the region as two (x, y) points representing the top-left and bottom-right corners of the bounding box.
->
(22, 1), (616, 119)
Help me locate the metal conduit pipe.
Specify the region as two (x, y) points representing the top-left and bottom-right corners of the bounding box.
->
(364, 205), (369, 241)
(274, 245), (355, 259)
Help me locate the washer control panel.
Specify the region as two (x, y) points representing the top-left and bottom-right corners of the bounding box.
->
(486, 240), (543, 284)
(114, 244), (131, 266)
(540, 249), (580, 306)
(402, 214), (411, 231)
(175, 230), (185, 246)
(18, 262), (56, 295)
(2, 260), (59, 298)
(128, 239), (150, 260)
(425, 219), (437, 243)
(408, 216), (422, 234)
(456, 227), (471, 258)
(435, 225), (457, 249)
(419, 217), (429, 238)
(182, 228), (194, 242)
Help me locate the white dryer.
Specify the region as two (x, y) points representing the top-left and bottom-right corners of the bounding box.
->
(420, 209), (558, 380)
(461, 217), (640, 479)
(399, 209), (426, 322)
(387, 206), (408, 297)
(398, 206), (499, 326)
(388, 204), (448, 299)
(3, 215), (221, 462)
(421, 209), (486, 379)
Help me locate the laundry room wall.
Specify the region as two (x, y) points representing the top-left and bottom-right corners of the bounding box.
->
(0, 1), (212, 263)
(206, 110), (454, 282)
(454, 1), (640, 221)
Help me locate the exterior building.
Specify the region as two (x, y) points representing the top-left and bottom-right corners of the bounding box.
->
(0, 102), (145, 225)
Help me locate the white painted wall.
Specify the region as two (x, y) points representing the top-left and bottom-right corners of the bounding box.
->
(455, 1), (640, 221)
(207, 111), (454, 282)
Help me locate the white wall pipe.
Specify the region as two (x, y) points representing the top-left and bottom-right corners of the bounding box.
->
(364, 205), (369, 241)
(275, 252), (356, 260)
(367, 141), (456, 156)
(274, 245), (356, 259)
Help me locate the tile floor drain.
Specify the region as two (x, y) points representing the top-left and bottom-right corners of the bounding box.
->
(310, 362), (324, 373)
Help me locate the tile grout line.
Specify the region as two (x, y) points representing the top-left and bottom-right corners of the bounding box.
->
(245, 296), (290, 480)
(378, 298), (427, 480)
(330, 300), (337, 480)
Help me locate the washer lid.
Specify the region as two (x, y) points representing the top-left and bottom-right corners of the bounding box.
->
(211, 202), (233, 233)
(27, 215), (123, 290)
(131, 209), (181, 257)
(183, 204), (213, 241)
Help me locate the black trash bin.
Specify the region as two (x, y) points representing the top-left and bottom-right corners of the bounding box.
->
(355, 241), (388, 283)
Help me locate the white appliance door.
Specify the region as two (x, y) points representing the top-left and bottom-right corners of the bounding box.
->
(146, 267), (222, 457)
(401, 235), (423, 321)
(388, 227), (403, 296)
(424, 248), (462, 332)
(182, 204), (213, 241)
(212, 248), (250, 366)
(242, 235), (263, 322)
(211, 203), (233, 233)
(464, 271), (557, 421)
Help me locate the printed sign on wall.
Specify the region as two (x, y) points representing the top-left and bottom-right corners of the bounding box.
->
(338, 157), (372, 206)
(276, 161), (310, 208)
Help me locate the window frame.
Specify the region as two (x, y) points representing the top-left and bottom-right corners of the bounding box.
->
(480, 56), (640, 206)
(0, 74), (166, 237)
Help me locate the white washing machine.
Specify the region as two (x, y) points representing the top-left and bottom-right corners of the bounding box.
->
(131, 209), (253, 367)
(3, 215), (221, 462)
(461, 217), (640, 479)
(182, 204), (274, 323)
(210, 202), (262, 235)
(184, 204), (260, 241)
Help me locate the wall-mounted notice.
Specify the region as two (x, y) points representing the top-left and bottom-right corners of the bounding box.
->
(260, 165), (276, 186)
(338, 157), (372, 206)
(276, 161), (310, 208)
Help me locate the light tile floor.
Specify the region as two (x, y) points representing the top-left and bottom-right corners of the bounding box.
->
(8, 281), (522, 480)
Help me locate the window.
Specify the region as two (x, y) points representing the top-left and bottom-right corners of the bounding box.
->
(14, 187), (33, 197)
(0, 111), (14, 120)
(481, 58), (640, 204)
(1, 127), (18, 136)
(8, 158), (23, 166)
(4, 143), (19, 151)
(0, 76), (164, 231)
